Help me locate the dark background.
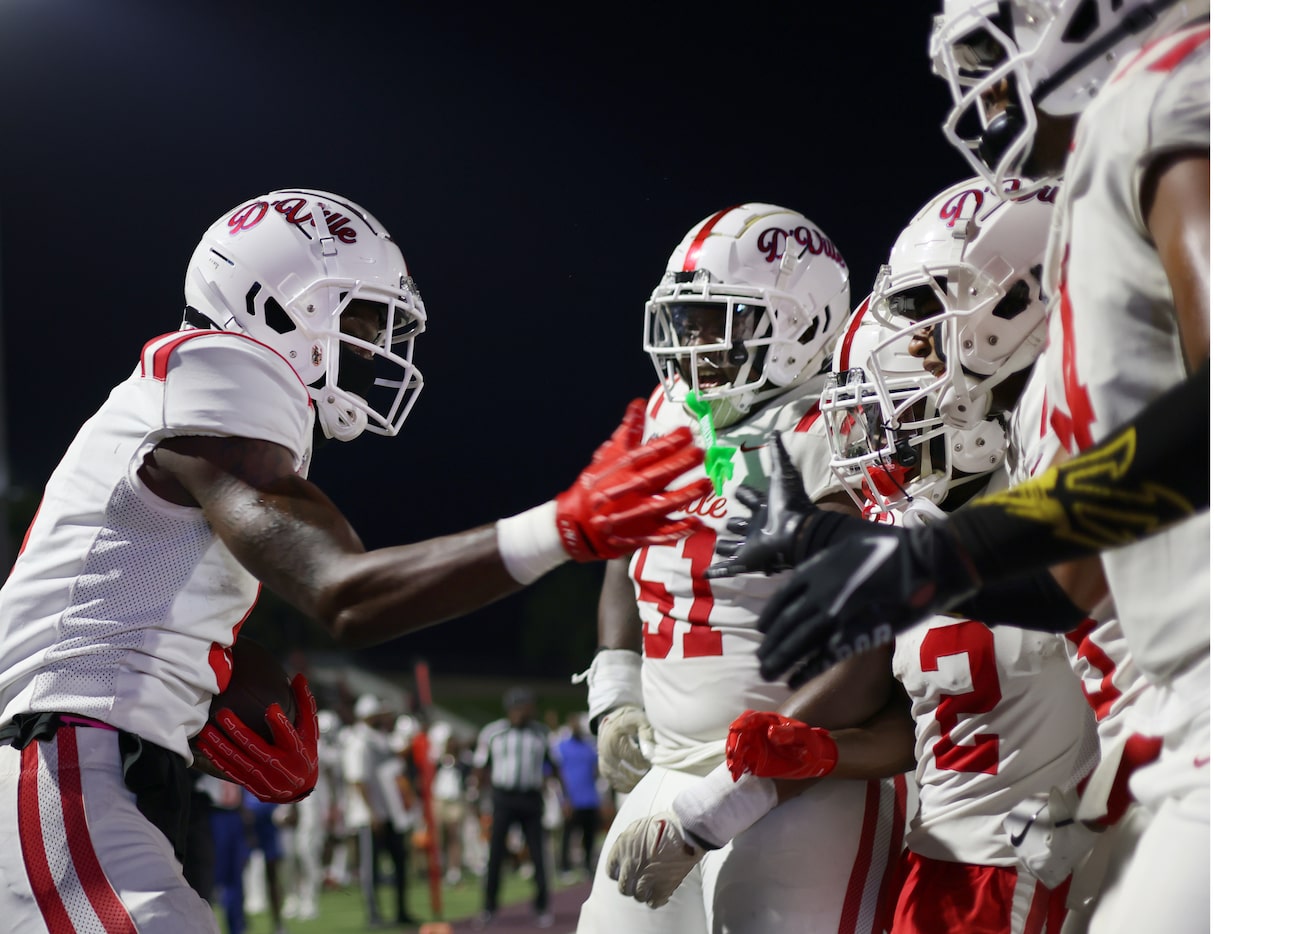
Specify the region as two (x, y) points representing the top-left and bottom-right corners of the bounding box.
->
(0, 0), (967, 678)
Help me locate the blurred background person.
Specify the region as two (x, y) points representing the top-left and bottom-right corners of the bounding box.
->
(433, 728), (474, 886)
(242, 791), (288, 934)
(200, 772), (250, 934)
(279, 708), (339, 922)
(473, 687), (560, 929)
(344, 694), (417, 927)
(555, 712), (601, 883)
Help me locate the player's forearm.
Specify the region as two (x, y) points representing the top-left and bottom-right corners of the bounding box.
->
(777, 647), (895, 730)
(209, 477), (523, 645)
(947, 360), (1209, 583)
(829, 697), (917, 781)
(316, 526), (523, 647)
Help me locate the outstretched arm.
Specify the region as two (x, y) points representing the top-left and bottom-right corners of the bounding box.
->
(147, 399), (710, 647)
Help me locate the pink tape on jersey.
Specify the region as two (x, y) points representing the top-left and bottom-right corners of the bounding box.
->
(682, 206), (740, 271)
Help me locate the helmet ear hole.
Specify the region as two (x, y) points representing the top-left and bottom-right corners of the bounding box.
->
(263, 297), (294, 336)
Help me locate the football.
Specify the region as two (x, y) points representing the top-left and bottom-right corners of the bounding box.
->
(206, 637), (298, 744)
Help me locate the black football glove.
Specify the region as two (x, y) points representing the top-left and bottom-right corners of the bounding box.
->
(755, 521), (982, 687)
(707, 432), (824, 579)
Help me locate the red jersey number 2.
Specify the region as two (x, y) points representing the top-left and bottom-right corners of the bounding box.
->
(920, 621), (1002, 775)
(637, 529), (723, 659)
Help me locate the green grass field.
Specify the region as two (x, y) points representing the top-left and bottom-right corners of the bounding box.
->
(232, 862), (588, 933)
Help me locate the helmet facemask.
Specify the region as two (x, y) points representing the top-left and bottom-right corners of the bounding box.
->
(644, 268), (834, 429)
(931, 0), (1189, 199)
(822, 321), (1006, 514)
(931, 4), (1048, 198)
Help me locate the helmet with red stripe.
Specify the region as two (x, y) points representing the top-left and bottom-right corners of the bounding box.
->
(866, 177), (1053, 434)
(930, 0), (1199, 197)
(821, 304), (1006, 512)
(184, 189), (426, 442)
(643, 204), (850, 428)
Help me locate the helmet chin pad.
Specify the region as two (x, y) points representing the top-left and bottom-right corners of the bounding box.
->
(311, 350), (376, 442)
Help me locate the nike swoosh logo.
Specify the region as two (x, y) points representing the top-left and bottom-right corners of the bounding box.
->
(828, 536), (899, 617)
(739, 442), (768, 452)
(1009, 814), (1037, 847)
(1193, 755), (1210, 768)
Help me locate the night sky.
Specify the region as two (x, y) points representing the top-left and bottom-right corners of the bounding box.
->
(1, 0), (983, 674)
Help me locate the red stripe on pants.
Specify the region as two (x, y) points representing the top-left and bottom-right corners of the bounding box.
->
(19, 741), (77, 934)
(56, 728), (139, 933)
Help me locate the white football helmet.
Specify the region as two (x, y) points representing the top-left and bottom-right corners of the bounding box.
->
(930, 0), (1198, 196)
(867, 177), (1054, 433)
(822, 302), (1007, 513)
(644, 203), (850, 428)
(184, 189), (426, 442)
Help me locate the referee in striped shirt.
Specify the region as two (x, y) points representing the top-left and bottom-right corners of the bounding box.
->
(473, 686), (561, 928)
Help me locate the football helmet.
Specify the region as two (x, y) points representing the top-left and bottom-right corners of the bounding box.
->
(867, 177), (1053, 433)
(644, 204), (850, 428)
(184, 189), (426, 442)
(930, 0), (1194, 196)
(822, 303), (1006, 513)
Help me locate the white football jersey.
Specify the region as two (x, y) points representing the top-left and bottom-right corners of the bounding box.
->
(1040, 21), (1210, 684)
(634, 376), (845, 774)
(895, 613), (1096, 866)
(0, 330), (313, 757)
(1012, 356), (1149, 822)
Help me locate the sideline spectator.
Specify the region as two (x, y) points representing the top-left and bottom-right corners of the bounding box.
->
(555, 713), (601, 881)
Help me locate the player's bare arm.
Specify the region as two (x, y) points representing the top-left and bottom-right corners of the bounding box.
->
(147, 433), (519, 646)
(1143, 149), (1210, 370)
(599, 557), (644, 652)
(755, 659), (916, 804)
(585, 556), (654, 793)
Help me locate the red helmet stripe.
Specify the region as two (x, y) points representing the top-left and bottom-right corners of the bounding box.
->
(681, 206), (741, 271)
(836, 295), (873, 368)
(793, 401), (823, 433)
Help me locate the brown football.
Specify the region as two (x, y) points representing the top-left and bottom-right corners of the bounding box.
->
(206, 637), (298, 744)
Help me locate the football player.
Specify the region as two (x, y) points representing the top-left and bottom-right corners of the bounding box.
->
(0, 189), (710, 933)
(665, 178), (1103, 933)
(749, 0), (1208, 691)
(936, 4), (1211, 931)
(745, 3), (1210, 931)
(575, 204), (910, 933)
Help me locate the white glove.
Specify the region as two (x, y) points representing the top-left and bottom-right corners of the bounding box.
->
(606, 810), (703, 908)
(1004, 786), (1102, 889)
(597, 705), (655, 794)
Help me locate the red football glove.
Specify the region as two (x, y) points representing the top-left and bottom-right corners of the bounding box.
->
(555, 398), (711, 562)
(726, 709), (839, 781)
(193, 674), (320, 804)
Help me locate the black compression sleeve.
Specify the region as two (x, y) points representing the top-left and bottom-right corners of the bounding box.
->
(953, 570), (1088, 633)
(948, 360), (1209, 582)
